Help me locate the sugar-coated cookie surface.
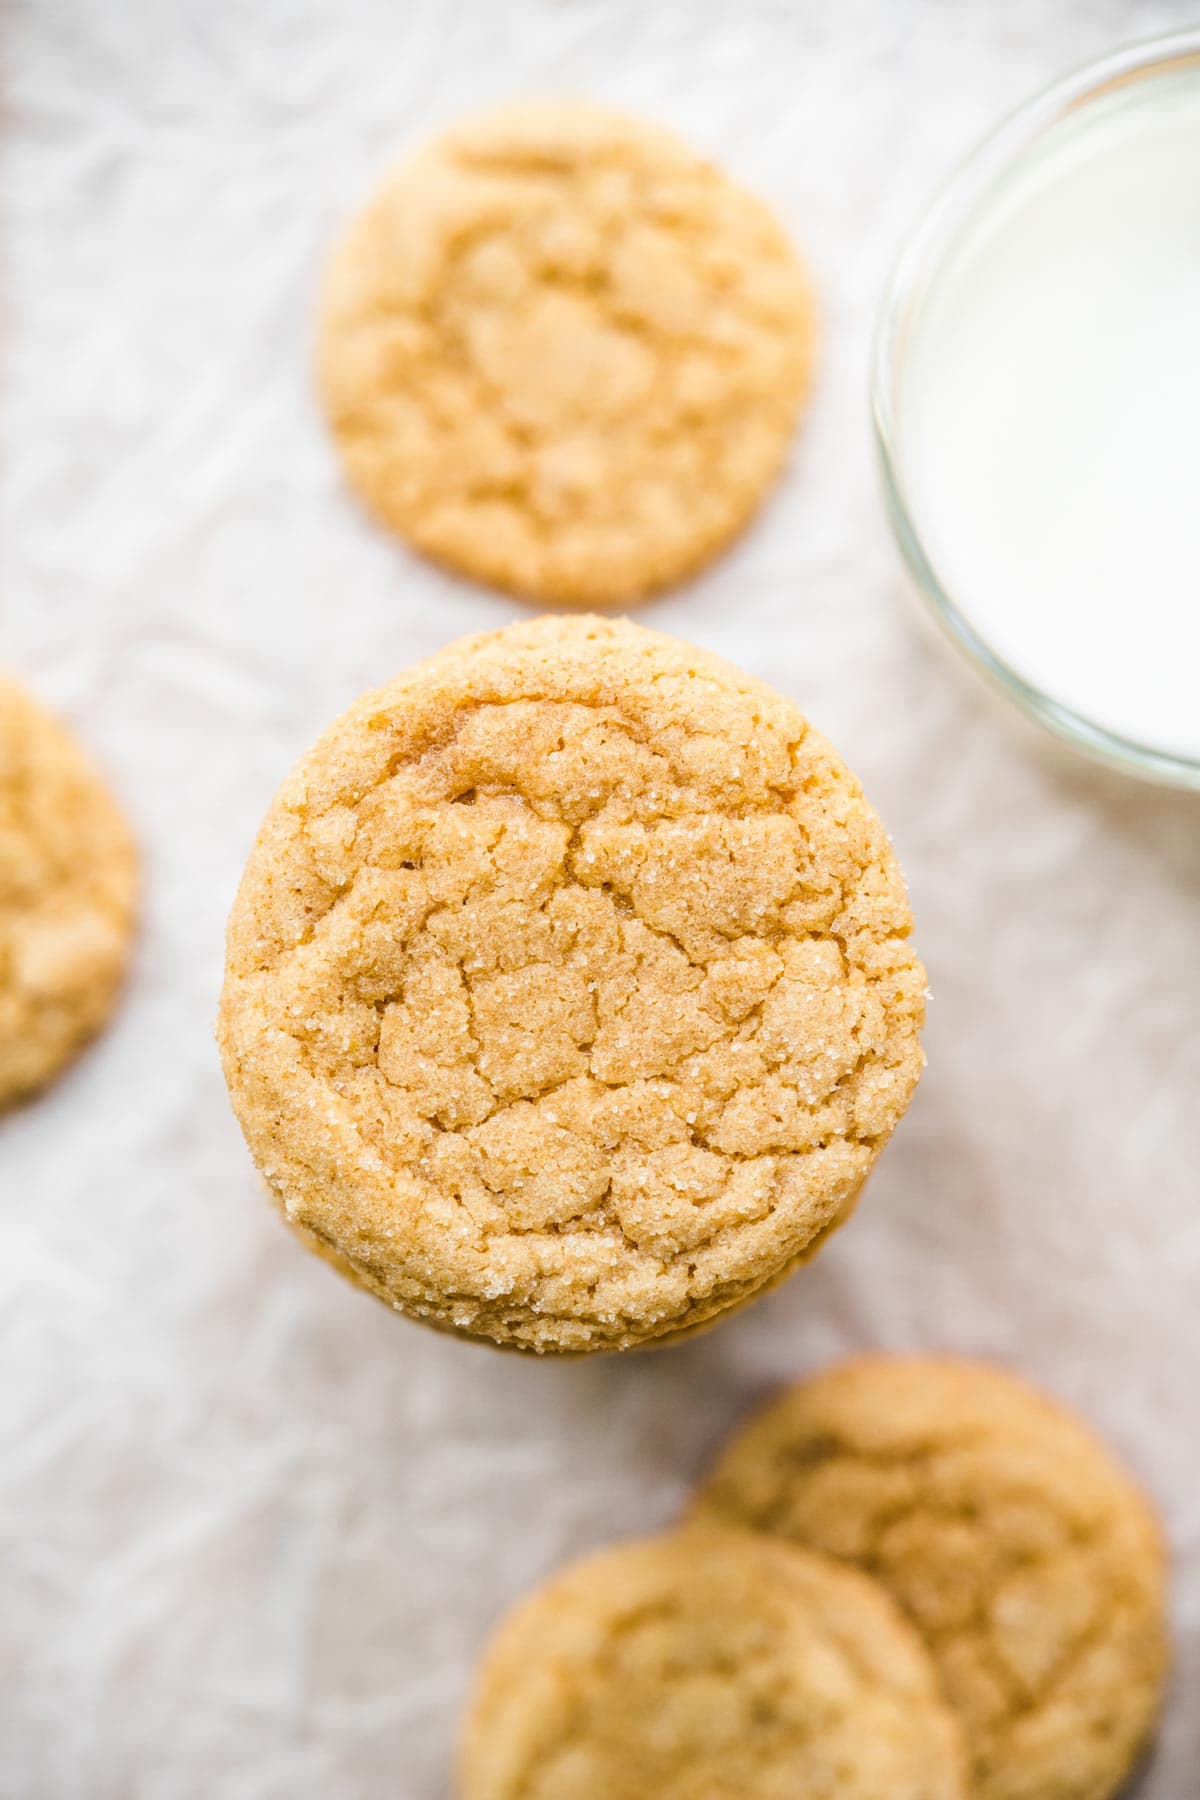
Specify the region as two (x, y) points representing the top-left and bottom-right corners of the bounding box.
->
(218, 617), (924, 1353)
(0, 676), (137, 1107)
(459, 1530), (967, 1800)
(318, 100), (815, 605)
(691, 1356), (1169, 1800)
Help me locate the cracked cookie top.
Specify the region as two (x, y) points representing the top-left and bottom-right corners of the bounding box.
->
(691, 1357), (1169, 1800)
(459, 1530), (967, 1800)
(218, 617), (924, 1352)
(317, 100), (815, 605)
(0, 676), (137, 1108)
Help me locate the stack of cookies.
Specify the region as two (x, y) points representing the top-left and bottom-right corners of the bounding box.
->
(460, 1357), (1169, 1800)
(217, 613), (926, 1352)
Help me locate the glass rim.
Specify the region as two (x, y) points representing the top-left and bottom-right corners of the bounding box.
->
(871, 27), (1200, 790)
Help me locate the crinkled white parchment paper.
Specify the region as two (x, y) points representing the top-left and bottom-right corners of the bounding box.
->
(3, 2), (1198, 1794)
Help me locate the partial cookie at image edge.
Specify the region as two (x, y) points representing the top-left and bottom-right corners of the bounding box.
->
(688, 1355), (1170, 1800)
(0, 676), (138, 1110)
(459, 1529), (968, 1800)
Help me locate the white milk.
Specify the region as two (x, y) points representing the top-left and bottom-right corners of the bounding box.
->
(898, 65), (1200, 760)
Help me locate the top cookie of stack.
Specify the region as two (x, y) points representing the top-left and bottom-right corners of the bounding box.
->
(218, 616), (924, 1353)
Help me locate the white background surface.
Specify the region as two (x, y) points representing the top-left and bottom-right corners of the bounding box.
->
(3, 2), (1198, 1795)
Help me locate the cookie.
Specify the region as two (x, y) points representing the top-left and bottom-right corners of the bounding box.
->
(218, 616), (924, 1353)
(691, 1356), (1169, 1800)
(318, 100), (815, 605)
(459, 1530), (967, 1800)
(0, 676), (137, 1107)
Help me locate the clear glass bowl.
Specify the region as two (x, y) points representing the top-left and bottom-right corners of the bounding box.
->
(872, 29), (1200, 789)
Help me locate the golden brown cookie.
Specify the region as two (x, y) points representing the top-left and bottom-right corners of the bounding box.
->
(218, 616), (924, 1353)
(460, 1530), (967, 1800)
(690, 1356), (1169, 1800)
(0, 676), (137, 1107)
(318, 100), (815, 605)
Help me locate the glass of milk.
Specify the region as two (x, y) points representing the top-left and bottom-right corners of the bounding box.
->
(874, 31), (1200, 787)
